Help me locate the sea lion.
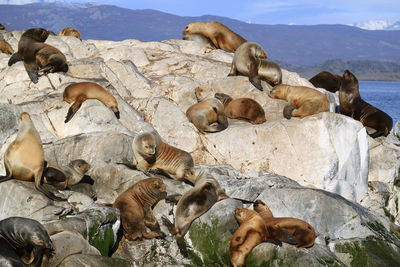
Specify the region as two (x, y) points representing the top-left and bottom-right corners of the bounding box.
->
(63, 82), (120, 123)
(339, 70), (393, 138)
(162, 172), (229, 256)
(8, 28), (50, 83)
(58, 27), (81, 40)
(182, 33), (215, 51)
(182, 21), (246, 52)
(268, 84), (330, 119)
(113, 177), (167, 241)
(215, 92), (266, 124)
(228, 42), (281, 91)
(132, 131), (196, 184)
(253, 200), (316, 248)
(0, 40), (14, 55)
(0, 24), (5, 30)
(43, 159), (90, 189)
(309, 71), (343, 93)
(229, 208), (297, 267)
(186, 98), (228, 133)
(35, 43), (68, 75)
(0, 216), (54, 267)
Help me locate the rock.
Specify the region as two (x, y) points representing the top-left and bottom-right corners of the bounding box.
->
(59, 254), (131, 267)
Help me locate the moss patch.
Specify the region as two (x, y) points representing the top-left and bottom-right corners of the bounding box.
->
(88, 224), (115, 256)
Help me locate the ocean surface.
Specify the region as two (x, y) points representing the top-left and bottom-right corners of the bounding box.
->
(359, 81), (400, 125)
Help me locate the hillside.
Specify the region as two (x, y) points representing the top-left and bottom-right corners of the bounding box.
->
(1, 2), (400, 70)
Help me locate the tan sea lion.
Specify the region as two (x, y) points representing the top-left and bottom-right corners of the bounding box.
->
(132, 131), (196, 184)
(309, 71), (342, 93)
(182, 21), (246, 52)
(186, 98), (228, 133)
(43, 159), (90, 189)
(269, 84), (330, 119)
(58, 27), (81, 40)
(253, 200), (316, 248)
(0, 112), (66, 201)
(63, 82), (120, 123)
(182, 33), (216, 51)
(339, 70), (393, 138)
(113, 177), (167, 241)
(215, 92), (266, 124)
(8, 28), (50, 83)
(228, 42), (281, 90)
(0, 40), (14, 55)
(229, 208), (296, 267)
(0, 216), (54, 267)
(162, 172), (229, 256)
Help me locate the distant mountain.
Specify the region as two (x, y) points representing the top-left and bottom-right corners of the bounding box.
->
(354, 20), (400, 31)
(1, 3), (400, 72)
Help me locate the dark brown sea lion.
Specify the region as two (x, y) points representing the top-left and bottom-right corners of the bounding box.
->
(253, 200), (316, 248)
(0, 216), (54, 267)
(162, 172), (229, 257)
(132, 131), (196, 184)
(35, 43), (68, 75)
(63, 82), (120, 123)
(215, 92), (266, 124)
(182, 21), (246, 52)
(339, 70), (393, 138)
(186, 98), (228, 133)
(113, 177), (167, 241)
(309, 71), (343, 93)
(8, 28), (50, 83)
(0, 112), (66, 201)
(43, 159), (90, 189)
(268, 84), (330, 119)
(0, 40), (14, 55)
(58, 27), (81, 40)
(0, 24), (5, 30)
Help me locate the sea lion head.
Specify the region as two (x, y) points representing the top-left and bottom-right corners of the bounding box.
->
(141, 177), (167, 202)
(340, 70), (358, 92)
(234, 207), (256, 224)
(137, 132), (157, 157)
(250, 43), (267, 59)
(182, 22), (201, 35)
(268, 84), (286, 99)
(22, 28), (50, 42)
(70, 159), (90, 175)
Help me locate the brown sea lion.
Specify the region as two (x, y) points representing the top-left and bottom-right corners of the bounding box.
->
(186, 98), (228, 133)
(0, 40), (14, 55)
(0, 216), (54, 267)
(43, 159), (90, 189)
(253, 200), (316, 248)
(269, 84), (330, 119)
(182, 21), (246, 52)
(0, 112), (66, 201)
(132, 131), (196, 184)
(228, 42), (281, 90)
(215, 92), (266, 124)
(63, 82), (120, 123)
(35, 43), (68, 75)
(309, 71), (343, 93)
(339, 70), (393, 138)
(0, 24), (5, 30)
(8, 28), (50, 83)
(113, 177), (167, 241)
(162, 172), (229, 256)
(229, 208), (297, 267)
(58, 27), (81, 40)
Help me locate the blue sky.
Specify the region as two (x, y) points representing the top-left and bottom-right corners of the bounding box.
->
(1, 0), (400, 25)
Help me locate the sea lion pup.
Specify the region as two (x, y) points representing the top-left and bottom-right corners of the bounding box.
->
(186, 98), (228, 133)
(268, 84), (330, 119)
(253, 200), (316, 248)
(229, 208), (297, 267)
(0, 112), (66, 201)
(309, 71), (343, 93)
(8, 28), (50, 83)
(339, 70), (393, 138)
(58, 27), (81, 40)
(228, 42), (281, 91)
(182, 21), (246, 52)
(215, 92), (266, 124)
(63, 82), (120, 123)
(0, 40), (14, 55)
(162, 172), (229, 257)
(43, 159), (90, 189)
(113, 177), (167, 241)
(35, 43), (68, 75)
(132, 131), (196, 184)
(0, 216), (54, 266)
(182, 33), (216, 51)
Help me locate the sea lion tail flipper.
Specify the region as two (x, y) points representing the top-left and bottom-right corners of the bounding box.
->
(165, 194), (182, 204)
(8, 52), (22, 66)
(176, 236), (188, 257)
(34, 170), (67, 201)
(283, 104), (296, 119)
(43, 167), (66, 183)
(64, 95), (86, 123)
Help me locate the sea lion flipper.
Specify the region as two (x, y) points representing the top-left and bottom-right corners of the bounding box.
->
(176, 236), (188, 257)
(64, 95), (86, 123)
(8, 52), (22, 66)
(228, 63), (238, 76)
(165, 194), (182, 204)
(23, 61), (40, 84)
(43, 167), (67, 183)
(161, 215), (178, 235)
(267, 225), (298, 245)
(0, 160), (13, 183)
(248, 61), (263, 91)
(283, 104), (296, 119)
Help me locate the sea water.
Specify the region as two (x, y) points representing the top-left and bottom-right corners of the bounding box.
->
(359, 81), (400, 125)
